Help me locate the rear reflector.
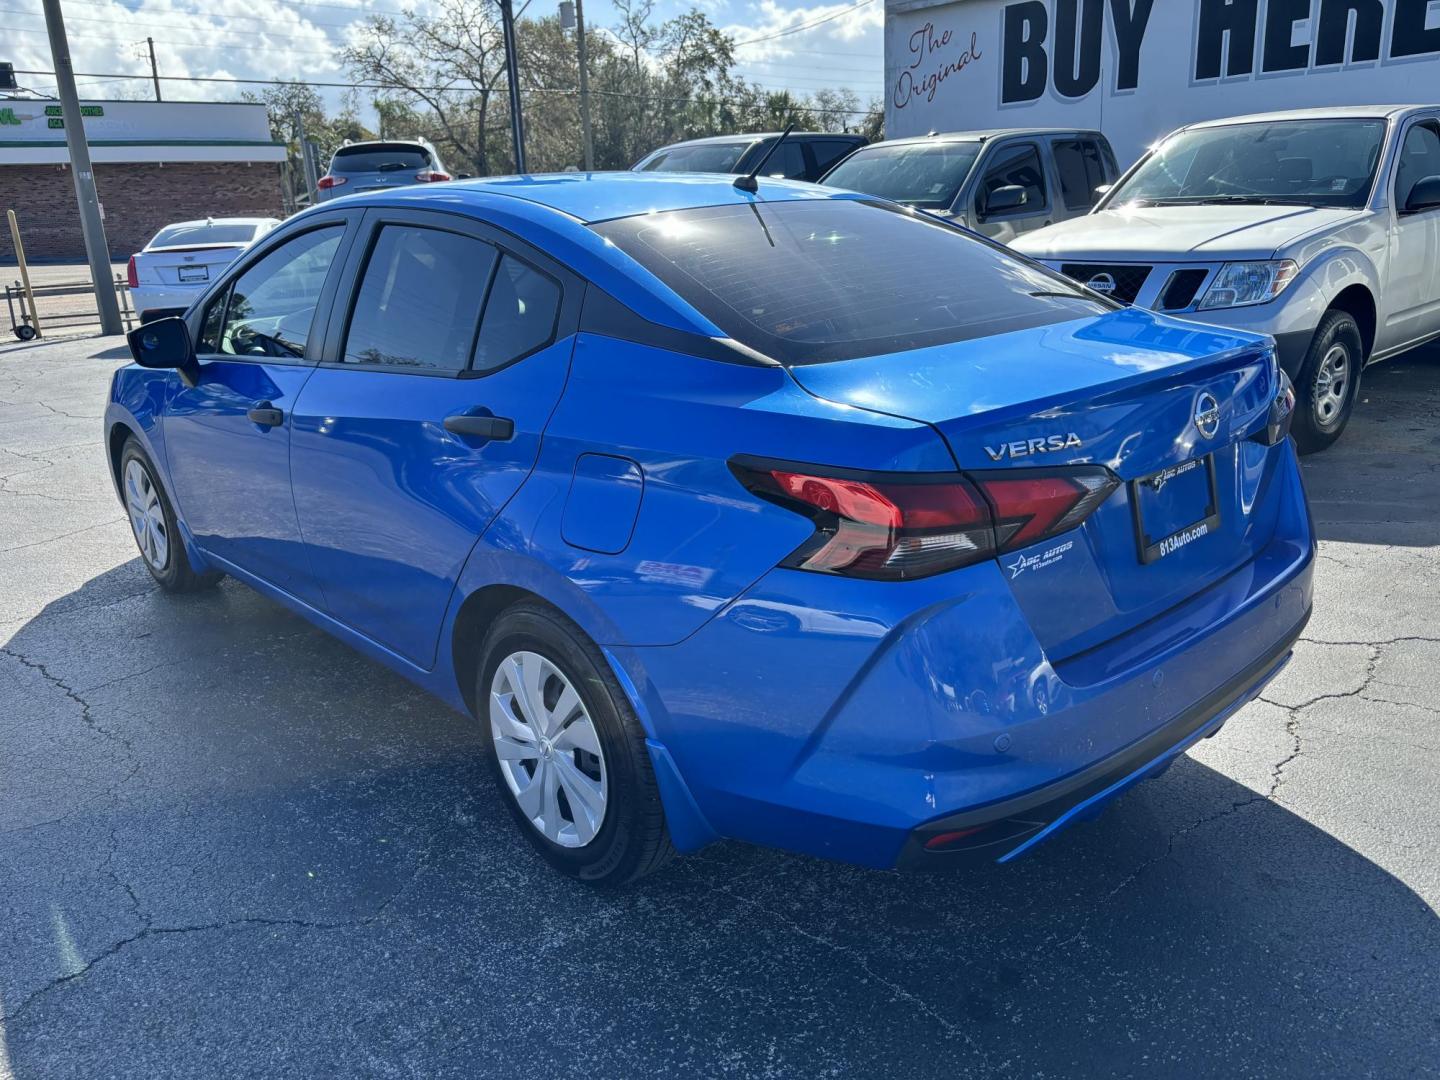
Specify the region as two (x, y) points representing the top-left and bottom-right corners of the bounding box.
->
(732, 457), (1118, 581)
(126, 255), (138, 288)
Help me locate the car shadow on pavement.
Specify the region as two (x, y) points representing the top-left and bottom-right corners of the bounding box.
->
(1302, 343), (1440, 547)
(2, 560), (1437, 1078)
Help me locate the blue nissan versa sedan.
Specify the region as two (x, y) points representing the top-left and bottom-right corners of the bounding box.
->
(108, 172), (1314, 884)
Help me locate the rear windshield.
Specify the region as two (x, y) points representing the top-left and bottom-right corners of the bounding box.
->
(149, 223), (260, 247)
(637, 142), (751, 174)
(592, 199), (1107, 364)
(330, 144), (432, 173)
(822, 142), (982, 211)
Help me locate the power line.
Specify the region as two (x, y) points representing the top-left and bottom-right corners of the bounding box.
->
(13, 68), (876, 115)
(732, 0), (877, 47)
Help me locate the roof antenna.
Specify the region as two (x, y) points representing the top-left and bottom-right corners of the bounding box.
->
(734, 123), (796, 193)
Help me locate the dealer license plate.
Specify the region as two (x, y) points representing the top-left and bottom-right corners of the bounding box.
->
(1130, 455), (1220, 564)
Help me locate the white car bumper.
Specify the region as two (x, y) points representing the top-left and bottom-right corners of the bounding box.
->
(129, 283), (207, 321)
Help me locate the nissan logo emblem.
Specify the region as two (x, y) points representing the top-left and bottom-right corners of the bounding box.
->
(1194, 392), (1221, 440)
(1086, 272), (1117, 295)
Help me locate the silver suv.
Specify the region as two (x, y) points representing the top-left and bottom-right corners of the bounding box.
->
(1014, 106), (1440, 452)
(317, 140), (452, 202)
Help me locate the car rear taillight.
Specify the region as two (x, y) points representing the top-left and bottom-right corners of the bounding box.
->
(317, 175), (346, 190)
(732, 457), (1118, 581)
(415, 169), (452, 182)
(126, 255), (138, 288)
(972, 468), (1117, 553)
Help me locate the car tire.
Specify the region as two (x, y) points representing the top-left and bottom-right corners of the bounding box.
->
(119, 437), (222, 592)
(478, 601), (675, 885)
(1291, 311), (1364, 455)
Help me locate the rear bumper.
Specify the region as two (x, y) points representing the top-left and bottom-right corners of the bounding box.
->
(628, 440), (1315, 870)
(129, 284), (204, 320)
(895, 612), (1303, 868)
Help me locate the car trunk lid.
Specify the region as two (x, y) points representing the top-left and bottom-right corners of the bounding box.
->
(140, 244), (246, 286)
(787, 308), (1284, 661)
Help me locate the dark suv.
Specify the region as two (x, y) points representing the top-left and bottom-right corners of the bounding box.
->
(632, 132), (866, 182)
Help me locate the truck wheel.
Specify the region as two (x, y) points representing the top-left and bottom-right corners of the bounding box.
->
(1292, 311), (1363, 455)
(478, 601), (675, 885)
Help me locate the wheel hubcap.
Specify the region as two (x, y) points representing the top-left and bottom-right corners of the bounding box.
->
(489, 650), (608, 848)
(124, 459), (169, 571)
(1312, 343), (1350, 429)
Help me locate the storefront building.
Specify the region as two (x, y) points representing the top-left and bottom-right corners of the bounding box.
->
(885, 0), (1440, 166)
(0, 98), (286, 262)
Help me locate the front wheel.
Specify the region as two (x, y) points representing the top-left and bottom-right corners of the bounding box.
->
(478, 602), (674, 885)
(1291, 311), (1364, 454)
(119, 438), (222, 592)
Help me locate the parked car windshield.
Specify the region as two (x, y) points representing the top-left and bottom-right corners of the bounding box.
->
(330, 144), (432, 173)
(821, 142), (982, 211)
(592, 198), (1107, 364)
(1109, 119), (1387, 209)
(637, 141), (752, 173)
(149, 222), (262, 247)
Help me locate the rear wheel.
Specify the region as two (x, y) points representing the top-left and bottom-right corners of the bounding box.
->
(478, 602), (674, 885)
(119, 438), (221, 592)
(1291, 311), (1364, 454)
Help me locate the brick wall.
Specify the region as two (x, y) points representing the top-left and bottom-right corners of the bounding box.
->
(0, 160), (284, 263)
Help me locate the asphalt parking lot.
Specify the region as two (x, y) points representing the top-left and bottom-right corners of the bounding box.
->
(1, 335), (1437, 1079)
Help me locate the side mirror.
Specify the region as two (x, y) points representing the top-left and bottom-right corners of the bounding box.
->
(1404, 174), (1440, 214)
(127, 316), (197, 381)
(984, 184), (1028, 216)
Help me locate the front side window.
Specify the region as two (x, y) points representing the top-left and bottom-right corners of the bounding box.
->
(472, 256), (561, 373)
(343, 226), (498, 371)
(1396, 122), (1440, 209)
(1109, 119), (1386, 209)
(1052, 139), (1109, 211)
(977, 145), (1047, 218)
(592, 199), (1105, 365)
(218, 226), (343, 359)
(822, 142), (981, 211)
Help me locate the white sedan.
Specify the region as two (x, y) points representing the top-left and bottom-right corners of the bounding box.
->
(127, 217), (281, 322)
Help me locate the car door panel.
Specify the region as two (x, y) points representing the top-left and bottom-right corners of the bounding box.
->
(1384, 119), (1440, 350)
(288, 208), (581, 668)
(163, 215), (357, 604)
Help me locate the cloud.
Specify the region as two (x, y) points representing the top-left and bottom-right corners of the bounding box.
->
(724, 0), (883, 63)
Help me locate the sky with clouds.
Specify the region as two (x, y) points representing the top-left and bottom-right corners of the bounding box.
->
(5, 0), (884, 121)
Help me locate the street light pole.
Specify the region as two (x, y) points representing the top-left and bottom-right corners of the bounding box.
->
(575, 0), (593, 171)
(498, 0), (527, 173)
(41, 0), (122, 335)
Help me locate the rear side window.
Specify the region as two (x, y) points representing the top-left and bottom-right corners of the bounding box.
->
(216, 226), (343, 359)
(1052, 139), (1110, 210)
(811, 139), (859, 175)
(343, 225), (498, 371)
(472, 256), (561, 373)
(977, 144), (1047, 217)
(591, 199), (1105, 365)
(1396, 122), (1440, 207)
(756, 140), (807, 180)
(331, 144), (431, 174)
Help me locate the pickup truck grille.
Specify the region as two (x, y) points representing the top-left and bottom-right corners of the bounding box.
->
(1059, 263), (1151, 305)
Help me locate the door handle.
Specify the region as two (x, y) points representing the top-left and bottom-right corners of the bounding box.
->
(444, 414), (515, 441)
(247, 402), (284, 427)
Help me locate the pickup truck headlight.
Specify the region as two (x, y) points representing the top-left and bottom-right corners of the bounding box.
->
(1197, 260), (1298, 310)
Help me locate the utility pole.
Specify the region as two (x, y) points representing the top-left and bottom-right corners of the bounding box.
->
(498, 0), (526, 173)
(574, 0), (593, 171)
(41, 0), (122, 335)
(293, 110), (319, 202)
(146, 37), (161, 101)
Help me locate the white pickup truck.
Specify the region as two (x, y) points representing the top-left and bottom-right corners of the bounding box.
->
(1013, 106), (1440, 452)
